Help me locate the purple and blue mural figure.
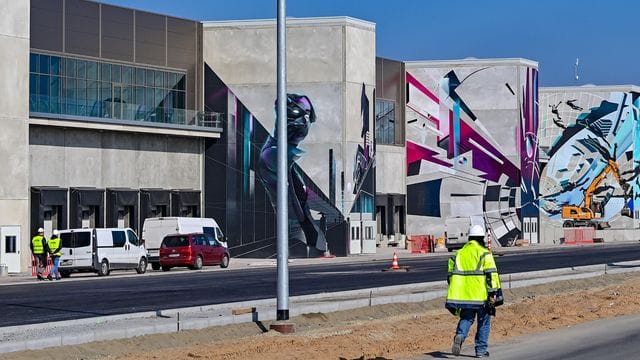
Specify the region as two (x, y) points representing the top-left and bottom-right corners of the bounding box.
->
(257, 94), (327, 252)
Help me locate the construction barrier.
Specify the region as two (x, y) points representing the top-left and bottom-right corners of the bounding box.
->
(408, 235), (436, 254)
(31, 256), (53, 277)
(563, 227), (595, 245)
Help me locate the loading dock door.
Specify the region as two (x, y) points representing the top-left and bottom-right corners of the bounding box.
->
(0, 226), (21, 273)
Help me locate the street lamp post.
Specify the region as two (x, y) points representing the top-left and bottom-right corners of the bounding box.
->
(270, 0), (294, 334)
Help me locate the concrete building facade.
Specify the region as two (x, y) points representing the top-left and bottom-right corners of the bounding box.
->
(0, 0), (222, 273)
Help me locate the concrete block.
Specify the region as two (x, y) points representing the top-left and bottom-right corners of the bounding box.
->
(62, 331), (95, 346)
(180, 318), (209, 330)
(26, 336), (62, 350)
(93, 327), (127, 342)
(125, 326), (156, 338)
(0, 339), (27, 354)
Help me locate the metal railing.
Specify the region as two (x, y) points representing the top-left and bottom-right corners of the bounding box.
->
(29, 95), (223, 130)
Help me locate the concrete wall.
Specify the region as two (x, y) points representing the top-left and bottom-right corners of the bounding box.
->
(202, 17), (376, 218)
(29, 126), (202, 190)
(0, 0), (30, 271)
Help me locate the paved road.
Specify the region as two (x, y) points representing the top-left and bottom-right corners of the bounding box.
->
(417, 313), (640, 359)
(1, 243), (639, 327)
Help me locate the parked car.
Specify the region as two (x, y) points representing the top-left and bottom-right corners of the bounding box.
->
(142, 217), (228, 271)
(159, 232), (230, 271)
(58, 228), (147, 277)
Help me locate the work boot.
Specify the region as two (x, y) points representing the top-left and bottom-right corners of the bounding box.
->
(37, 275), (44, 281)
(476, 351), (490, 358)
(47, 275), (53, 281)
(452, 335), (464, 356)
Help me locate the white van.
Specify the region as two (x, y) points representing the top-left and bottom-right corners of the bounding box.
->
(58, 228), (148, 277)
(445, 216), (485, 252)
(142, 217), (227, 270)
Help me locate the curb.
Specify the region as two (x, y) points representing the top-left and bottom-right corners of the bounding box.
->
(2, 260), (640, 354)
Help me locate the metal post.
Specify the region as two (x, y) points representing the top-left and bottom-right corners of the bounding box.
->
(275, 0), (289, 322)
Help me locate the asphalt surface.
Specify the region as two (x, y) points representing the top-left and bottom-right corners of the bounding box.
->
(416, 313), (640, 359)
(1, 243), (639, 327)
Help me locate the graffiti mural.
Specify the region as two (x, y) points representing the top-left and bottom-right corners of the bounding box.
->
(405, 63), (539, 246)
(539, 90), (639, 228)
(203, 64), (374, 258)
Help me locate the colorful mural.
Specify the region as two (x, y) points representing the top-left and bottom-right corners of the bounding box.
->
(203, 64), (374, 258)
(405, 64), (539, 246)
(539, 90), (639, 229)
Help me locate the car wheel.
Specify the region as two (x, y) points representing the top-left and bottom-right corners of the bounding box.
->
(136, 257), (147, 274)
(98, 259), (110, 276)
(60, 270), (71, 278)
(151, 263), (160, 271)
(161, 266), (171, 272)
(220, 254), (229, 269)
(191, 255), (203, 270)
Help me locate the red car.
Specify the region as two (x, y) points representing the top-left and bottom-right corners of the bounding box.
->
(159, 232), (230, 271)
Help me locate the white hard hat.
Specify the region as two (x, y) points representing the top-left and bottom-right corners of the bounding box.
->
(469, 225), (485, 237)
(37, 227), (44, 233)
(53, 229), (60, 236)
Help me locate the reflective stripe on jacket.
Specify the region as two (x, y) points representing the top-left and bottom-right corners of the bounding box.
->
(32, 235), (45, 255)
(446, 240), (501, 310)
(48, 236), (62, 257)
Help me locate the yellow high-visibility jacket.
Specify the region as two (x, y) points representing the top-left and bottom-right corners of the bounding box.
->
(446, 240), (501, 310)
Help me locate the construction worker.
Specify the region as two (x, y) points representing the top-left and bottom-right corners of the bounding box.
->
(47, 230), (62, 281)
(446, 224), (503, 358)
(30, 227), (48, 281)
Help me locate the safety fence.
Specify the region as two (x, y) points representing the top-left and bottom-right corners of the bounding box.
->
(31, 256), (53, 277)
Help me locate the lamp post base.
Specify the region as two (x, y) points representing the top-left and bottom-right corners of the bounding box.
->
(270, 321), (295, 334)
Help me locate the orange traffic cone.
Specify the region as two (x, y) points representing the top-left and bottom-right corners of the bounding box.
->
(391, 251), (400, 270)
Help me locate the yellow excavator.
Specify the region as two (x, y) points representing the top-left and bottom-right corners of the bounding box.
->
(562, 159), (631, 229)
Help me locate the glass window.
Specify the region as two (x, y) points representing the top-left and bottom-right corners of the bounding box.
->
(5, 236), (16, 253)
(127, 230), (139, 246)
(111, 64), (121, 83)
(76, 60), (86, 79)
(155, 71), (164, 87)
(100, 63), (111, 82)
(173, 91), (185, 109)
(375, 99), (396, 145)
(122, 66), (133, 85)
(161, 236), (189, 248)
(75, 232), (91, 248)
(176, 74), (185, 90)
(215, 227), (224, 241)
(112, 231), (126, 247)
(29, 73), (38, 95)
(135, 67), (145, 85)
(205, 233), (218, 246)
(145, 69), (154, 86)
(39, 54), (50, 74)
(38, 75), (49, 96)
(86, 61), (98, 80)
(61, 233), (73, 248)
(65, 58), (76, 78)
(30, 53), (38, 73)
(50, 56), (61, 76)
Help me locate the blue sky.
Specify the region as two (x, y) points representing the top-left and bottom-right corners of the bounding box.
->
(100, 0), (640, 87)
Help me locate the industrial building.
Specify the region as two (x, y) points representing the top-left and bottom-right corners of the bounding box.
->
(1, 0), (638, 273)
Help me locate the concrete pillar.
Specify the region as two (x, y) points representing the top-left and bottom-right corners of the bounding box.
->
(0, 0), (30, 272)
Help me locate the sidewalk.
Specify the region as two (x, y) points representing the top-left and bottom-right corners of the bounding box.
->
(0, 241), (628, 286)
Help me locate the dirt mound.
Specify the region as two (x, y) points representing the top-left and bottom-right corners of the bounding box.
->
(6, 272), (640, 360)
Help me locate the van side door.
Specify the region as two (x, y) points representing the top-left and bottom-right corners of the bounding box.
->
(73, 230), (93, 268)
(126, 229), (141, 266)
(110, 230), (127, 269)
